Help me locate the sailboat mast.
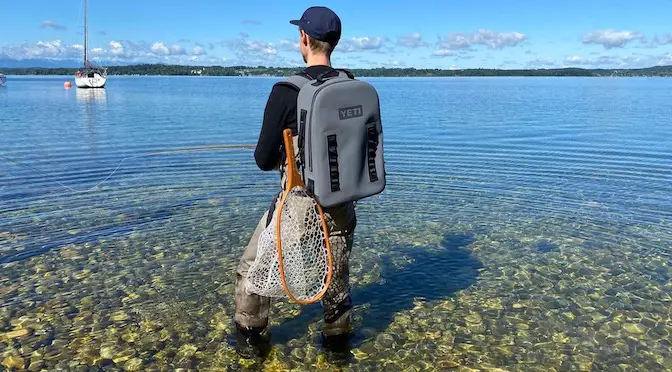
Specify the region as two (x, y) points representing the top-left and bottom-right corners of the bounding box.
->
(84, 0), (87, 68)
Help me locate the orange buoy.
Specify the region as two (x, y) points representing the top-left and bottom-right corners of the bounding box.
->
(64, 81), (72, 89)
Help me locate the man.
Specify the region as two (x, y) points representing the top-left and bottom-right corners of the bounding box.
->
(233, 6), (357, 360)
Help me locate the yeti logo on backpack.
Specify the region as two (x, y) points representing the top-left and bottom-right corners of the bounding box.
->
(338, 105), (363, 120)
(277, 68), (386, 208)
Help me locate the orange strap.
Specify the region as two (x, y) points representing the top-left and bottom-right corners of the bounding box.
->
(276, 128), (333, 304)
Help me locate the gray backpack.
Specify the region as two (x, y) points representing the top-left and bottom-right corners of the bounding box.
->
(279, 68), (385, 208)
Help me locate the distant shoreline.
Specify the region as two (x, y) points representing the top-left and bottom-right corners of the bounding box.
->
(2, 63), (672, 77)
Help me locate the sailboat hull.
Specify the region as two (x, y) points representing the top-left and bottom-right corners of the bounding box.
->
(75, 73), (106, 88)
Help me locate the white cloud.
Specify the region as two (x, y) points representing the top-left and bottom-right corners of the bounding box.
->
(0, 39), (82, 60)
(397, 33), (430, 48)
(563, 53), (672, 68)
(170, 44), (186, 55)
(245, 41), (277, 55)
(582, 29), (644, 49)
(337, 37), (384, 53)
(149, 42), (187, 56)
(109, 41), (125, 56)
(121, 40), (149, 53)
(0, 39), (227, 66)
(7, 34), (669, 70)
(40, 40), (62, 48)
(563, 55), (624, 67)
(278, 39), (300, 52)
(221, 36), (285, 65)
(26, 40), (67, 58)
(223, 37), (276, 54)
(389, 60), (406, 67)
(437, 29), (527, 51)
(41, 20), (67, 31)
(150, 42), (170, 56)
(432, 49), (454, 57)
(652, 34), (672, 45)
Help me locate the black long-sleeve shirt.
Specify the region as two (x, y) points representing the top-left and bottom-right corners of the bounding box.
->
(254, 65), (336, 171)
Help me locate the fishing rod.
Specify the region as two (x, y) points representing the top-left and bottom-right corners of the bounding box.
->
(0, 144), (256, 193)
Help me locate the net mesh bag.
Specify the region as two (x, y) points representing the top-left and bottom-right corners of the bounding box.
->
(246, 186), (331, 302)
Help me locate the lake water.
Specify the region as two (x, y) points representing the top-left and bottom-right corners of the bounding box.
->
(1, 75), (671, 371)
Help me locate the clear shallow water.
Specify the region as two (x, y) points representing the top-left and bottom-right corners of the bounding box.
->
(1, 75), (671, 371)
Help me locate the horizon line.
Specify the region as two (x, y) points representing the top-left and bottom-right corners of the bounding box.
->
(2, 63), (672, 71)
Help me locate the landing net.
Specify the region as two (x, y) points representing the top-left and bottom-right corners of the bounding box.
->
(246, 129), (332, 304)
(247, 187), (331, 302)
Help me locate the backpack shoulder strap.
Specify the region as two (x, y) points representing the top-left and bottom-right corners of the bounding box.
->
(275, 71), (312, 91)
(335, 68), (355, 79)
(309, 68), (355, 86)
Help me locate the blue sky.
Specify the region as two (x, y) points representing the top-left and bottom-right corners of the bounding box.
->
(2, 0), (672, 69)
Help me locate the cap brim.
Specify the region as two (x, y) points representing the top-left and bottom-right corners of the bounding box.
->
(289, 20), (300, 25)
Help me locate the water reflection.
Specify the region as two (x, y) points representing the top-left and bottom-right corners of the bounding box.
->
(76, 88), (108, 152)
(76, 88), (107, 103)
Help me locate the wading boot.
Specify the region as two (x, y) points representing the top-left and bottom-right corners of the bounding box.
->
(321, 309), (353, 365)
(234, 322), (271, 360)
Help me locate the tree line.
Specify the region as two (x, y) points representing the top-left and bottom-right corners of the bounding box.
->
(3, 64), (672, 77)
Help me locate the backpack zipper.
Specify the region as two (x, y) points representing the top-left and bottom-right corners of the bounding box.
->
(307, 79), (351, 173)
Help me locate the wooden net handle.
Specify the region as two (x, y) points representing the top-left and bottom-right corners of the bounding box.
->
(276, 129), (333, 304)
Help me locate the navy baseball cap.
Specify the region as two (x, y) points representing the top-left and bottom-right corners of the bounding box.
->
(290, 6), (341, 44)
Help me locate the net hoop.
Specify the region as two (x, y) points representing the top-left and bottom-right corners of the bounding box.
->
(276, 185), (333, 304)
(276, 128), (333, 304)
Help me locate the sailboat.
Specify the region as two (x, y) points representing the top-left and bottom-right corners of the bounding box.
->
(75, 0), (107, 88)
(0, 73), (6, 86)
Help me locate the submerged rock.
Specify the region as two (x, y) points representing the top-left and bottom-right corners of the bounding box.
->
(465, 313), (483, 325)
(0, 328), (32, 341)
(2, 356), (27, 369)
(123, 357), (144, 371)
(623, 323), (646, 335)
